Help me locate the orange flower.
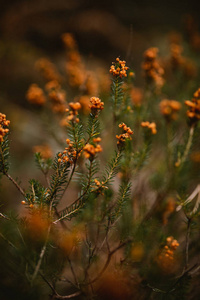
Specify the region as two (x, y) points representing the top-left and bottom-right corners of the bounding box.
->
(83, 143), (102, 159)
(89, 97), (104, 115)
(0, 113), (10, 142)
(142, 47), (164, 90)
(26, 209), (50, 242)
(69, 102), (81, 111)
(185, 88), (200, 123)
(170, 44), (185, 69)
(157, 236), (179, 273)
(58, 139), (79, 164)
(62, 33), (77, 50)
(65, 102), (82, 123)
(130, 87), (143, 107)
(141, 121), (157, 134)
(78, 95), (91, 114)
(35, 58), (61, 82)
(109, 57), (129, 78)
(116, 122), (133, 149)
(26, 84), (46, 106)
(160, 99), (181, 121)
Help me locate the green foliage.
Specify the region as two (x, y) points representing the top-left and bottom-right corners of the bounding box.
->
(86, 112), (100, 140)
(102, 150), (122, 186)
(111, 77), (124, 120)
(34, 152), (52, 175)
(0, 134), (10, 174)
(25, 179), (49, 207)
(110, 182), (131, 223)
(46, 154), (70, 206)
(67, 120), (84, 150)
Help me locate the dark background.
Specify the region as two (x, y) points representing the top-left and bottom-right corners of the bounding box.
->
(1, 0), (200, 104)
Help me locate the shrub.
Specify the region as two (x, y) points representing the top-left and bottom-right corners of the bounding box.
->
(1, 34), (200, 300)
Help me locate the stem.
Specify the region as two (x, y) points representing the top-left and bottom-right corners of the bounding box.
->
(166, 122), (173, 170)
(31, 224), (51, 283)
(184, 217), (191, 271)
(67, 256), (78, 287)
(83, 239), (131, 286)
(53, 291), (82, 299)
(57, 115), (97, 205)
(176, 125), (194, 168)
(113, 78), (119, 123)
(5, 173), (25, 196)
(0, 229), (81, 299)
(102, 151), (121, 186)
(0, 232), (18, 250)
(54, 159), (94, 224)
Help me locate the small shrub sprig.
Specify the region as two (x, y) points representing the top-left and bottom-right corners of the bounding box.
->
(110, 57), (129, 123)
(0, 113), (10, 174)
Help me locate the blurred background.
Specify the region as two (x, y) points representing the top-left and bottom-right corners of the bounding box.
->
(1, 0), (200, 209)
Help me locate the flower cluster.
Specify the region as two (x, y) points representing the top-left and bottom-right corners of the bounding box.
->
(78, 95), (91, 114)
(66, 102), (82, 123)
(185, 15), (200, 52)
(185, 88), (200, 123)
(109, 57), (129, 78)
(89, 97), (104, 116)
(45, 80), (67, 113)
(170, 44), (185, 70)
(130, 87), (143, 107)
(62, 33), (77, 50)
(169, 43), (197, 78)
(142, 47), (164, 90)
(26, 84), (46, 106)
(141, 121), (157, 134)
(83, 138), (102, 160)
(116, 122), (133, 149)
(35, 58), (61, 83)
(25, 209), (50, 240)
(157, 236), (179, 273)
(0, 113), (10, 142)
(63, 33), (86, 88)
(58, 139), (78, 164)
(91, 178), (107, 194)
(160, 99), (181, 121)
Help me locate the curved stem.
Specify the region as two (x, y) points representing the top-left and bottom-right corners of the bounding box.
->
(5, 173), (25, 196)
(31, 224), (51, 283)
(176, 125), (194, 168)
(184, 217), (191, 271)
(82, 239), (131, 286)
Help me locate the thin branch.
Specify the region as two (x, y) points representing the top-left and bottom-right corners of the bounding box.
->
(83, 239), (132, 286)
(184, 216), (191, 271)
(31, 224), (51, 283)
(0, 212), (10, 220)
(54, 159), (94, 224)
(53, 291), (82, 299)
(176, 124), (194, 168)
(67, 256), (79, 287)
(0, 232), (18, 250)
(5, 173), (25, 196)
(102, 151), (121, 186)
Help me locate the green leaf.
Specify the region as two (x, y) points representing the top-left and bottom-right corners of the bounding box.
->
(0, 133), (10, 174)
